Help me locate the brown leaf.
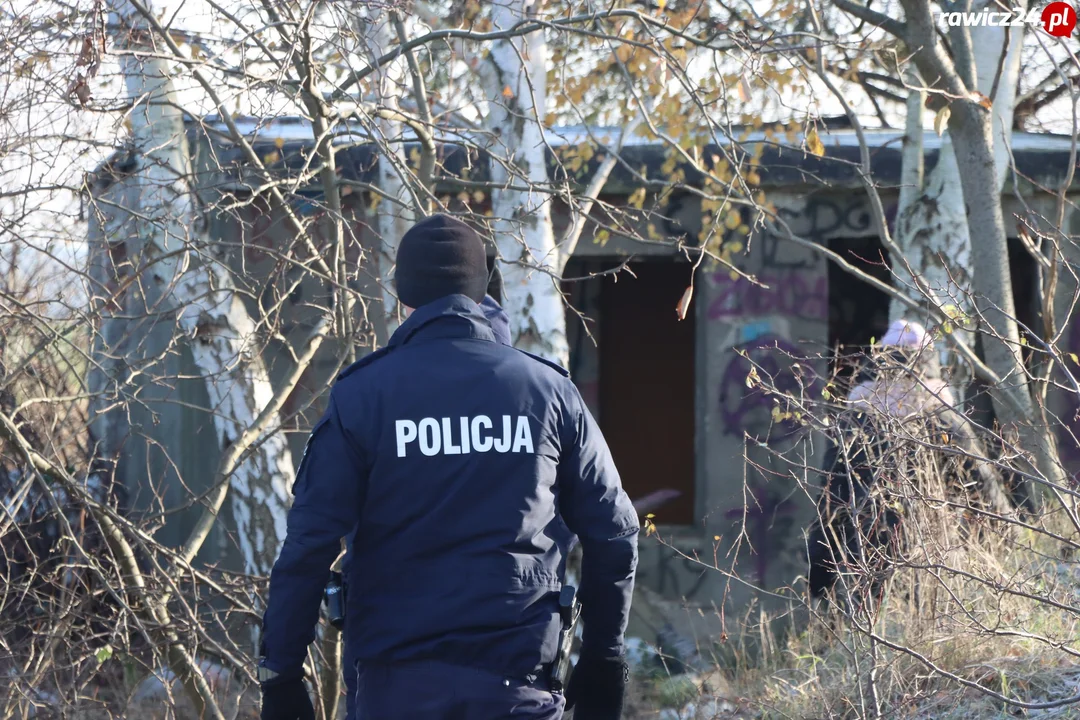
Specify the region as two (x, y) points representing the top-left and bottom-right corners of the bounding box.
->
(805, 126), (825, 157)
(676, 284), (693, 320)
(971, 91), (993, 109)
(501, 85), (514, 99)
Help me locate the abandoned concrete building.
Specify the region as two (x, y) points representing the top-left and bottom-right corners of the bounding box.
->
(87, 118), (1080, 647)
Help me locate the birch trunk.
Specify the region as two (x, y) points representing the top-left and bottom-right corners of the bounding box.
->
(113, 3), (294, 575)
(899, 0), (1067, 500)
(890, 8), (1025, 400)
(484, 0), (570, 367)
(366, 13), (414, 338)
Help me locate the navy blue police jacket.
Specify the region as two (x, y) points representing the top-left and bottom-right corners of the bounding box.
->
(261, 294), (639, 680)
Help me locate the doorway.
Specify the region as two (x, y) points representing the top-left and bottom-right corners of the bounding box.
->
(564, 259), (697, 525)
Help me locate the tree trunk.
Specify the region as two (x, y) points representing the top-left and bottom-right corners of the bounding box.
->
(891, 8), (1026, 401)
(899, 0), (1067, 499)
(113, 2), (294, 575)
(366, 13), (414, 338)
(484, 0), (570, 367)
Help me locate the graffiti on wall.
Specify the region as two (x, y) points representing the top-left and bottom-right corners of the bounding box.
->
(707, 271), (828, 321)
(717, 333), (819, 441)
(704, 197), (852, 589)
(776, 196), (874, 243)
(704, 197), (876, 322)
(723, 475), (799, 585)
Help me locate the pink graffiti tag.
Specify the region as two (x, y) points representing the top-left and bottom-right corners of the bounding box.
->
(707, 272), (828, 321)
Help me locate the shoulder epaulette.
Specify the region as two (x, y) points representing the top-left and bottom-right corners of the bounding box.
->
(514, 348), (570, 377)
(337, 345), (395, 381)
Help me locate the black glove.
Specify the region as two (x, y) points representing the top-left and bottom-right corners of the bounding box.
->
(260, 677), (315, 720)
(565, 654), (628, 720)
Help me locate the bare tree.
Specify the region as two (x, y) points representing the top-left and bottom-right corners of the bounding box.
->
(1, 0), (1077, 717)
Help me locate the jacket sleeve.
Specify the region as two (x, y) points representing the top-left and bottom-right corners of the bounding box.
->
(261, 390), (368, 677)
(557, 383), (639, 659)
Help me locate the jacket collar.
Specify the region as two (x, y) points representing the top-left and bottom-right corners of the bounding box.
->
(389, 294), (498, 347)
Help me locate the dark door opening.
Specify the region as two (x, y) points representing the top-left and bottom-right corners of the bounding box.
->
(827, 236), (891, 383)
(563, 259), (697, 525)
(825, 234), (1041, 378)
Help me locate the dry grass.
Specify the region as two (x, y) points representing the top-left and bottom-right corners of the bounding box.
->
(626, 500), (1080, 720)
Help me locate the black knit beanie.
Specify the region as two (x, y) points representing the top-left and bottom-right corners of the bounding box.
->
(394, 214), (489, 308)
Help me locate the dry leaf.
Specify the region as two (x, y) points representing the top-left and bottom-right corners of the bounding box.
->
(934, 105), (951, 137)
(657, 0), (667, 9)
(501, 85), (514, 99)
(274, 136), (286, 149)
(738, 75), (752, 103)
(970, 91), (993, 109)
(806, 126), (825, 157)
(676, 285), (693, 320)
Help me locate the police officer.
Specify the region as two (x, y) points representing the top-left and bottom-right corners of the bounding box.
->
(258, 214), (639, 720)
(335, 292), (515, 720)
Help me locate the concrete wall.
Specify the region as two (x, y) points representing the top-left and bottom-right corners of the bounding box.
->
(86, 173), (237, 567)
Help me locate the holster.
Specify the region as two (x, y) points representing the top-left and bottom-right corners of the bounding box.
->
(549, 585), (581, 692)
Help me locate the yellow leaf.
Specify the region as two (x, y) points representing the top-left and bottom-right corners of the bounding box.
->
(724, 209), (741, 230)
(263, 151), (279, 165)
(274, 137), (286, 149)
(934, 106), (951, 137)
(738, 75), (751, 103)
(746, 170), (761, 185)
(628, 186), (647, 209)
(676, 284), (693, 320)
(1069, 353), (1079, 365)
(657, 0), (667, 9)
(806, 127), (825, 157)
(502, 85), (514, 99)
